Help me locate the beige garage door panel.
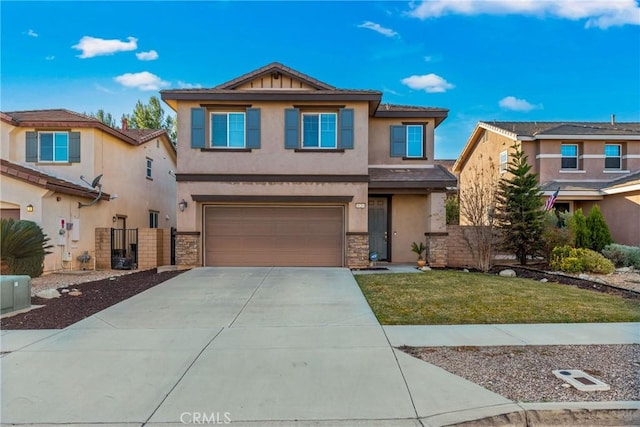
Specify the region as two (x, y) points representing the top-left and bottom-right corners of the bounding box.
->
(205, 206), (344, 267)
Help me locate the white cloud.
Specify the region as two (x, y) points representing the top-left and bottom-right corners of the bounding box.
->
(357, 21), (399, 37)
(72, 36), (138, 58)
(45, 55), (55, 61)
(136, 50), (159, 61)
(95, 84), (115, 94)
(401, 73), (455, 93)
(498, 96), (542, 112)
(408, 0), (640, 29)
(27, 29), (38, 37)
(177, 80), (202, 89)
(114, 72), (169, 91)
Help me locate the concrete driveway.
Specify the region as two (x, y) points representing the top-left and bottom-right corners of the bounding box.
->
(1, 268), (515, 426)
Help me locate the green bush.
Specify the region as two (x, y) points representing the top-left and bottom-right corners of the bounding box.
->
(567, 209), (590, 249)
(445, 194), (460, 225)
(602, 244), (640, 269)
(550, 245), (615, 274)
(586, 205), (613, 252)
(540, 211), (574, 261)
(0, 218), (52, 277)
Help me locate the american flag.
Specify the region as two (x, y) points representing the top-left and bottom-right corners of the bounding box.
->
(544, 188), (560, 211)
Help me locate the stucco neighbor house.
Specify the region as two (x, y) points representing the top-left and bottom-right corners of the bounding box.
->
(0, 109), (177, 272)
(160, 62), (456, 268)
(453, 121), (640, 246)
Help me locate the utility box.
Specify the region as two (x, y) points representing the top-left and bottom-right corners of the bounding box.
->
(1, 275), (31, 315)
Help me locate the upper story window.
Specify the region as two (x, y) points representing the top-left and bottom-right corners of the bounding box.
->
(604, 144), (621, 169)
(149, 211), (158, 228)
(499, 150), (508, 173)
(39, 132), (69, 162)
(561, 144), (578, 169)
(211, 112), (246, 148)
(146, 158), (153, 179)
(302, 113), (337, 149)
(406, 125), (424, 157)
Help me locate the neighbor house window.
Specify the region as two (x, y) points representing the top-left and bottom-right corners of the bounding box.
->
(146, 158), (153, 179)
(149, 211), (158, 228)
(499, 150), (508, 173)
(561, 144), (578, 169)
(604, 144), (621, 169)
(302, 113), (337, 148)
(406, 125), (424, 157)
(39, 132), (69, 162)
(211, 112), (245, 148)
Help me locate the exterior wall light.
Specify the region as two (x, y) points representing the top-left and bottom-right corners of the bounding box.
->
(178, 199), (188, 212)
(26, 204), (34, 213)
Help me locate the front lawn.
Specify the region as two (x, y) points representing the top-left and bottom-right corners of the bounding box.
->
(355, 271), (640, 325)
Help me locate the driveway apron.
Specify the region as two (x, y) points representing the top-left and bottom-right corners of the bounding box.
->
(1, 267), (510, 425)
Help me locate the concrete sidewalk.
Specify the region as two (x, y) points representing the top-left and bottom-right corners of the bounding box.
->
(1, 267), (639, 426)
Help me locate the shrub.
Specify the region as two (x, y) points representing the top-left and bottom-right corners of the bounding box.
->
(602, 244), (640, 269)
(445, 194), (460, 225)
(0, 218), (52, 277)
(567, 209), (590, 249)
(550, 245), (615, 274)
(586, 205), (613, 252)
(540, 211), (574, 261)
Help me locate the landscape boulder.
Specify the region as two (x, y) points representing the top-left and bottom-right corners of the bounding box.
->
(499, 269), (517, 278)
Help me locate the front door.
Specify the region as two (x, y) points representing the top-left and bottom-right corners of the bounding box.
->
(368, 197), (388, 260)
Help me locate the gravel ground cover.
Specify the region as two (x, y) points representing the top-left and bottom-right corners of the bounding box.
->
(402, 344), (640, 403)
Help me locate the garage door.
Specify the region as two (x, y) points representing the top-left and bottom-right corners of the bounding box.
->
(204, 206), (344, 267)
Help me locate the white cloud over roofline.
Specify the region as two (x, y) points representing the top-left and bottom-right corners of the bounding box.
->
(408, 0), (640, 29)
(401, 73), (455, 93)
(357, 21), (399, 37)
(114, 71), (169, 91)
(499, 96), (542, 112)
(73, 36), (138, 58)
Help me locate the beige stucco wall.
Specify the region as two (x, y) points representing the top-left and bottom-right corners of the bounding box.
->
(176, 101), (369, 175)
(1, 123), (177, 273)
(368, 117), (435, 165)
(576, 191), (640, 246)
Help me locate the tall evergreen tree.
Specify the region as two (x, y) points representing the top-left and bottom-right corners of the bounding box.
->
(496, 143), (545, 265)
(586, 205), (613, 252)
(568, 208), (590, 248)
(87, 109), (116, 127)
(124, 96), (176, 143)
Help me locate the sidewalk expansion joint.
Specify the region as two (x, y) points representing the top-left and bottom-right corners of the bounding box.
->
(228, 267), (272, 328)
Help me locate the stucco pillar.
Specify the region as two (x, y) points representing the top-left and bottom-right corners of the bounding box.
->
(94, 228), (111, 270)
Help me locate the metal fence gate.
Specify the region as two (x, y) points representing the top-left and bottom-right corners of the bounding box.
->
(170, 226), (176, 265)
(111, 228), (138, 269)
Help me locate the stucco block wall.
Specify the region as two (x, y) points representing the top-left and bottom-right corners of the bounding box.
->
(95, 228), (111, 270)
(137, 228), (167, 270)
(446, 225), (475, 268)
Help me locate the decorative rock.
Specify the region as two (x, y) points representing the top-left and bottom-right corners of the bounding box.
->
(68, 291), (82, 297)
(463, 269), (470, 273)
(61, 289), (70, 293)
(421, 266), (432, 271)
(36, 289), (61, 299)
(616, 267), (631, 273)
(499, 269), (517, 278)
(540, 278), (548, 283)
(578, 273), (590, 280)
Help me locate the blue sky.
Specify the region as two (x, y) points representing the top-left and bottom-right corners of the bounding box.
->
(2, 1), (639, 159)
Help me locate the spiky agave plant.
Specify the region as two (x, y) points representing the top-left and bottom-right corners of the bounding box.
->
(1, 218), (53, 276)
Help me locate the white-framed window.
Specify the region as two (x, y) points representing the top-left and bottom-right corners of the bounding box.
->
(406, 125), (424, 157)
(561, 144), (578, 169)
(211, 112), (245, 148)
(146, 158), (153, 179)
(302, 113), (337, 148)
(604, 144), (621, 169)
(149, 211), (159, 228)
(39, 132), (69, 162)
(499, 150), (508, 173)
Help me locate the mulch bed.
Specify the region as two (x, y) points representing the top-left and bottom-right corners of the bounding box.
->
(0, 269), (184, 330)
(490, 264), (640, 301)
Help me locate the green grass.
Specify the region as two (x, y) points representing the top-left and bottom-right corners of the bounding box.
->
(355, 271), (640, 325)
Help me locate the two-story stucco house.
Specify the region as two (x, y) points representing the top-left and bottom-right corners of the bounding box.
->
(454, 121), (640, 246)
(161, 63), (455, 268)
(0, 109), (177, 272)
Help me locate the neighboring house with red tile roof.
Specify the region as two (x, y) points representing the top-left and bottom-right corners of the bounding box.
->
(453, 121), (640, 245)
(1, 109), (177, 272)
(161, 62), (456, 268)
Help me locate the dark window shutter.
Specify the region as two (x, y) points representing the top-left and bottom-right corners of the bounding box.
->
(284, 108), (299, 149)
(191, 108), (206, 148)
(26, 131), (38, 162)
(246, 108), (261, 149)
(390, 125), (407, 157)
(338, 108), (354, 149)
(69, 132), (81, 162)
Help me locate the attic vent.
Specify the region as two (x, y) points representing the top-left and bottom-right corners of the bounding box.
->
(272, 71), (281, 80)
